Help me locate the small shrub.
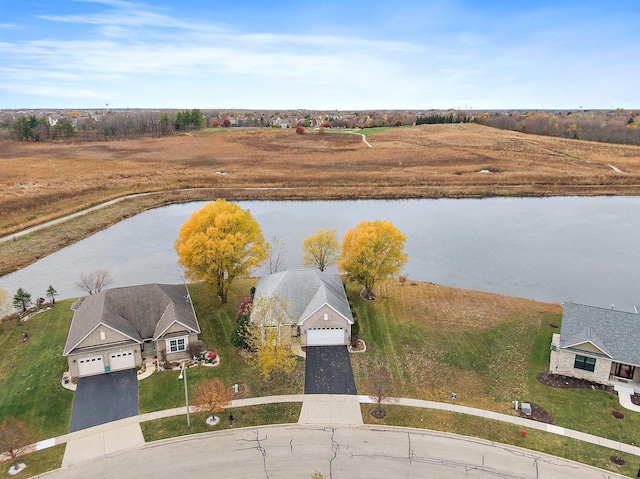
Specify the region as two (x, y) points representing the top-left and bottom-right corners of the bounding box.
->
(295, 126), (305, 134)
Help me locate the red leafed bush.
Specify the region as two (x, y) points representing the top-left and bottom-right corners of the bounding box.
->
(296, 126), (305, 134)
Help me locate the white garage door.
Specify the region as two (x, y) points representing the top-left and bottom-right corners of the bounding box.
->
(109, 351), (136, 371)
(307, 328), (344, 346)
(78, 356), (105, 377)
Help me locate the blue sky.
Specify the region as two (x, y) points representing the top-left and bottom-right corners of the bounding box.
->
(0, 0), (638, 109)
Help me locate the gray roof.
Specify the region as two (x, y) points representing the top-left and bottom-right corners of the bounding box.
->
(64, 284), (199, 356)
(253, 269), (353, 325)
(560, 302), (640, 365)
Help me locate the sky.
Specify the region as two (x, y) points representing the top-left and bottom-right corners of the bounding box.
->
(0, 0), (638, 110)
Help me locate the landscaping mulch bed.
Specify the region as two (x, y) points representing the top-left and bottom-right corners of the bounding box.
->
(520, 402), (554, 424)
(632, 394), (640, 407)
(536, 373), (613, 392)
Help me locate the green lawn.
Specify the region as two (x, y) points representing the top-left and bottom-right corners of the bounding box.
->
(349, 279), (640, 476)
(141, 403), (301, 442)
(0, 301), (75, 439)
(138, 280), (305, 413)
(361, 405), (635, 477)
(2, 278), (639, 478)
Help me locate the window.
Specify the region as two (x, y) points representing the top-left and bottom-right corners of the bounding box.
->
(574, 355), (596, 372)
(168, 337), (186, 353)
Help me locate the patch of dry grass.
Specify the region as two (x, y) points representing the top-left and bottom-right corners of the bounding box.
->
(350, 280), (560, 412)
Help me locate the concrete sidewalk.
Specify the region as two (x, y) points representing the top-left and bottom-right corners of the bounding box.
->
(298, 395), (363, 425)
(35, 392), (640, 470)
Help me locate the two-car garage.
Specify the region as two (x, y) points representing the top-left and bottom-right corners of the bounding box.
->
(76, 350), (136, 377)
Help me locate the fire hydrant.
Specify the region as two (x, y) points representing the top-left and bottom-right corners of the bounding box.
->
(521, 429), (527, 438)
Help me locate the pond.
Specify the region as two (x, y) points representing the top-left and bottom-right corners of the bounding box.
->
(1, 197), (638, 311)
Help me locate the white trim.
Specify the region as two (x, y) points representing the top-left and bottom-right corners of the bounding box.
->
(298, 304), (354, 326)
(65, 322), (140, 356)
(563, 340), (612, 358)
(154, 318), (199, 341)
(166, 336), (189, 354)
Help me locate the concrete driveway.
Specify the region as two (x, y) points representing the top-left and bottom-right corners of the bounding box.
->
(69, 369), (138, 432)
(304, 345), (357, 395)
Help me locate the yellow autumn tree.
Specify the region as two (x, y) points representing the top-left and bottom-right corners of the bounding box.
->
(338, 220), (408, 300)
(246, 294), (296, 380)
(175, 199), (269, 303)
(302, 228), (340, 272)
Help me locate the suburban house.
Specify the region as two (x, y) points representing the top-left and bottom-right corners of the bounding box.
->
(550, 302), (640, 386)
(64, 284), (200, 379)
(251, 269), (354, 347)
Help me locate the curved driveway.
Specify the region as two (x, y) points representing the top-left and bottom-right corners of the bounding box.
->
(43, 424), (624, 479)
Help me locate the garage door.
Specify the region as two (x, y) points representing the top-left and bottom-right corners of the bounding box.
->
(307, 328), (344, 346)
(109, 351), (136, 371)
(78, 356), (105, 377)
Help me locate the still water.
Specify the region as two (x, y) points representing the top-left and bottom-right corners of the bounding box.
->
(1, 197), (638, 311)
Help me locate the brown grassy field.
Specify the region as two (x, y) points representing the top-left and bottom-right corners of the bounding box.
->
(1, 124), (639, 274)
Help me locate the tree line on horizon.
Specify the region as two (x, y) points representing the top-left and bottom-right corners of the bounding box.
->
(1, 108), (638, 146)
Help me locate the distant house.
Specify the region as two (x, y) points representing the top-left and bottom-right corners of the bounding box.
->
(550, 303), (640, 386)
(64, 284), (200, 379)
(251, 269), (354, 347)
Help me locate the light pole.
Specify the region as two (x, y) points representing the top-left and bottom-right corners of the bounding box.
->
(178, 362), (190, 426)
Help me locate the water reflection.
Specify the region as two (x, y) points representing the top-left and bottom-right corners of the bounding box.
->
(1, 197), (638, 311)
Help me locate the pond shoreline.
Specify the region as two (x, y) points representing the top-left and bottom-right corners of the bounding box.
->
(1, 186), (638, 278)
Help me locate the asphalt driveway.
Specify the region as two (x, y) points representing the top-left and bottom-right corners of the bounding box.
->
(69, 369), (138, 432)
(304, 345), (357, 395)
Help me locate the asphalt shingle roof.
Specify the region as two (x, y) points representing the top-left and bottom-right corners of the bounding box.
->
(253, 269), (353, 325)
(64, 284), (199, 356)
(560, 302), (640, 365)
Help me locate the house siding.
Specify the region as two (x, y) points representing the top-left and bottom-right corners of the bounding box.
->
(157, 332), (199, 362)
(76, 326), (134, 349)
(300, 304), (350, 345)
(550, 334), (611, 384)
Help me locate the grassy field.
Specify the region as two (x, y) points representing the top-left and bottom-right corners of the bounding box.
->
(2, 124), (640, 275)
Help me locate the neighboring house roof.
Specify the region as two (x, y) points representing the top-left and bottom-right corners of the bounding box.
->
(64, 284), (200, 356)
(253, 269), (354, 325)
(559, 302), (640, 365)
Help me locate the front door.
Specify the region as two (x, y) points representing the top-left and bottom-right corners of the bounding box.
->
(614, 363), (635, 380)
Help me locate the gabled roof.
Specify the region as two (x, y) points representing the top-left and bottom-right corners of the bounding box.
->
(64, 284), (200, 356)
(253, 269), (353, 325)
(560, 302), (640, 365)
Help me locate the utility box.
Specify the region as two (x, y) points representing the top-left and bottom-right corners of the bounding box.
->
(521, 402), (532, 416)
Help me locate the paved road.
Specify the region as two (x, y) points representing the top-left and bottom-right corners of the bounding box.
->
(43, 424), (625, 479)
(304, 346), (357, 395)
(69, 370), (138, 432)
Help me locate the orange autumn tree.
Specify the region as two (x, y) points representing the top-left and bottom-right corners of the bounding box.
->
(338, 220), (408, 300)
(0, 416), (36, 471)
(175, 199), (269, 303)
(194, 379), (234, 423)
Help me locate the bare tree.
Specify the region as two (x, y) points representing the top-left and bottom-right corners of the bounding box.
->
(267, 236), (287, 274)
(76, 269), (113, 295)
(0, 416), (36, 472)
(364, 364), (399, 420)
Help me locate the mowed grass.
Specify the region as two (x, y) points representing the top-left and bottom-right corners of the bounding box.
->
(141, 403), (301, 442)
(0, 301), (75, 439)
(361, 406), (636, 477)
(350, 280), (640, 445)
(138, 280), (305, 413)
